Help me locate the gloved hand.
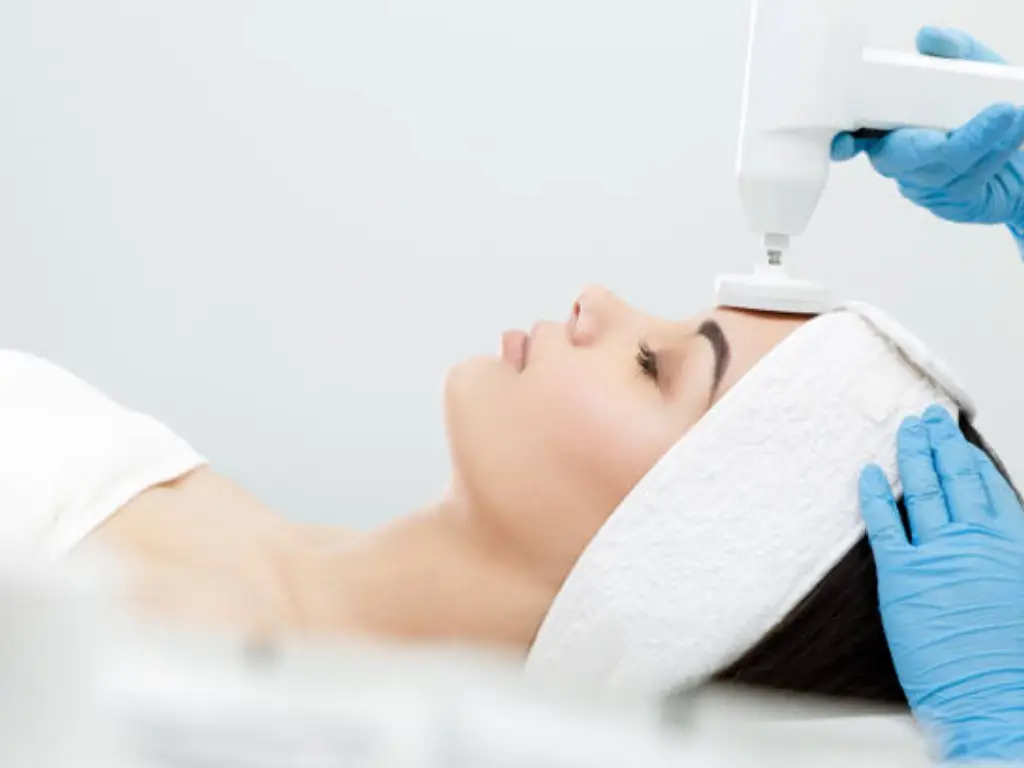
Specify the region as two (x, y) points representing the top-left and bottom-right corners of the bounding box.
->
(860, 405), (1024, 764)
(832, 28), (1024, 244)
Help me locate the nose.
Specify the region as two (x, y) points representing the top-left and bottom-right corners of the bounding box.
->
(568, 285), (618, 346)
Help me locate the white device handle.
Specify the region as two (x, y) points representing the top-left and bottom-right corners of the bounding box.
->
(857, 49), (1024, 132)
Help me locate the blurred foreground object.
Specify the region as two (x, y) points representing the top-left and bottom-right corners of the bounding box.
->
(0, 549), (934, 767)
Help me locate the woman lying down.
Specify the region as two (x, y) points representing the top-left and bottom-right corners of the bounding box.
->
(0, 286), (1010, 704)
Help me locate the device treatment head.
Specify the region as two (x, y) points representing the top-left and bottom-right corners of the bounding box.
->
(714, 233), (837, 316)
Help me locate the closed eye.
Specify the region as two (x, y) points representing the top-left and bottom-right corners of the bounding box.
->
(637, 342), (659, 381)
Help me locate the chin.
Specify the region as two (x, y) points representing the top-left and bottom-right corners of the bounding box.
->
(444, 355), (506, 401)
(443, 355), (511, 445)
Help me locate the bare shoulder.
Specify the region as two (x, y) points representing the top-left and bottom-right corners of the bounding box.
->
(90, 468), (294, 628)
(94, 467), (258, 552)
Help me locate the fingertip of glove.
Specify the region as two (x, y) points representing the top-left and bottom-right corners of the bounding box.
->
(967, 103), (1021, 143)
(899, 414), (926, 438)
(1007, 105), (1024, 133)
(982, 102), (1019, 123)
(922, 404), (954, 427)
(917, 26), (964, 59)
(859, 464), (890, 496)
(917, 26), (1006, 64)
(831, 133), (855, 162)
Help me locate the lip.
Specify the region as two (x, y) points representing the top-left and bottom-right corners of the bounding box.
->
(501, 330), (530, 372)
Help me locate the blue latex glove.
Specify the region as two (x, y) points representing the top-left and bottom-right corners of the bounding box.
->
(832, 28), (1024, 251)
(860, 405), (1024, 763)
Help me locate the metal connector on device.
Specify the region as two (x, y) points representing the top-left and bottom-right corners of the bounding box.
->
(763, 233), (789, 267)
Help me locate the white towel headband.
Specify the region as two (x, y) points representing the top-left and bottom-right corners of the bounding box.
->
(525, 303), (971, 696)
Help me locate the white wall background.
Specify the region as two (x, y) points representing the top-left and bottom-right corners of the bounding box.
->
(0, 0), (1022, 526)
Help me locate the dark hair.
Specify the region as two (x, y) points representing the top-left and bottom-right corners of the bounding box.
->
(710, 412), (1020, 706)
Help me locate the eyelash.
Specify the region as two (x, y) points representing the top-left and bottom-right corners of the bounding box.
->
(636, 342), (659, 381)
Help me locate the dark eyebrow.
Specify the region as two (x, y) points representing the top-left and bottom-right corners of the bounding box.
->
(697, 319), (731, 399)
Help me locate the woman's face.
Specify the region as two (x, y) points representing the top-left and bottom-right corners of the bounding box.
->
(444, 286), (807, 585)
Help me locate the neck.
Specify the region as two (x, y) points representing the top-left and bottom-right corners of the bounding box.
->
(283, 496), (557, 652)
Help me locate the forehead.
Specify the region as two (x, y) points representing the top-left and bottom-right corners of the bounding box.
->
(640, 312), (712, 345)
(708, 309), (809, 395)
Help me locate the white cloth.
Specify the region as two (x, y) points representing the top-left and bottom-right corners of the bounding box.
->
(525, 304), (970, 697)
(0, 351), (206, 563)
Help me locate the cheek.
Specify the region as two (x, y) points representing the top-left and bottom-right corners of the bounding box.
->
(526, 362), (669, 486)
(445, 354), (676, 555)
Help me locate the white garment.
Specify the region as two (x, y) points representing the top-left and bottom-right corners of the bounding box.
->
(525, 304), (970, 697)
(0, 351), (206, 563)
